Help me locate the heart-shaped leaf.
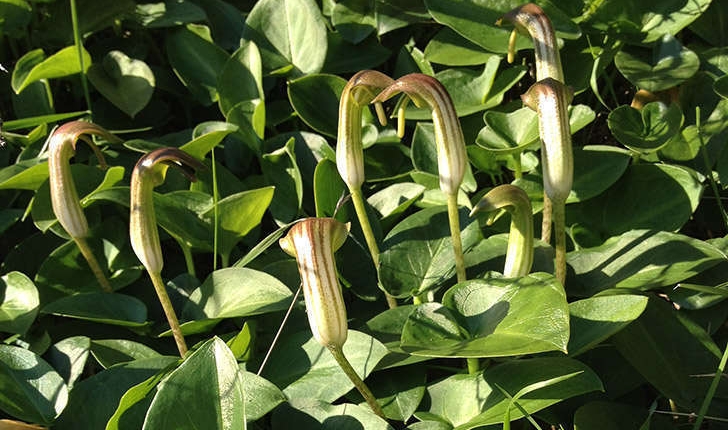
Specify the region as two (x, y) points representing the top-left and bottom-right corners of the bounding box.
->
(12, 46), (92, 94)
(424, 357), (602, 428)
(263, 330), (388, 403)
(242, 0), (327, 76)
(400, 273), (570, 358)
(182, 267), (293, 321)
(41, 292), (148, 327)
(567, 294), (649, 356)
(568, 230), (726, 296)
(615, 35), (699, 92)
(144, 337), (245, 430)
(0, 345), (68, 425)
(607, 101), (683, 153)
(87, 50), (155, 117)
(0, 271), (39, 335)
(378, 206), (481, 298)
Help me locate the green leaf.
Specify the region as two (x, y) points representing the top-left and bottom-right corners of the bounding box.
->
(56, 357), (176, 430)
(424, 28), (497, 66)
(0, 0), (32, 38)
(612, 298), (724, 409)
(568, 145), (631, 203)
(166, 24), (229, 105)
(401, 273), (570, 358)
(181, 121), (238, 159)
(135, 0), (206, 28)
(378, 206), (481, 298)
(313, 158), (347, 218)
(218, 40), (264, 119)
(367, 182), (426, 229)
(41, 292), (148, 327)
(264, 330), (388, 403)
(200, 186), (275, 259)
(242, 0), (327, 76)
(0, 345), (68, 425)
(143, 337), (245, 430)
(12, 46), (92, 93)
(272, 398), (393, 429)
(567, 294), (649, 356)
(568, 230), (726, 296)
(608, 102), (683, 153)
(262, 137), (303, 225)
(241, 370), (287, 421)
(154, 190), (215, 251)
(476, 107), (539, 155)
(425, 0), (580, 53)
(363, 367), (426, 421)
(425, 357), (602, 428)
(404, 57), (527, 119)
(322, 32), (391, 74)
(90, 339), (161, 368)
(288, 74), (347, 138)
(585, 164), (702, 236)
(587, 0), (711, 43)
(87, 50), (155, 118)
(0, 161), (49, 191)
(47, 336), (91, 391)
(0, 271), (39, 335)
(615, 35), (700, 92)
(182, 267), (293, 321)
(332, 0), (376, 44)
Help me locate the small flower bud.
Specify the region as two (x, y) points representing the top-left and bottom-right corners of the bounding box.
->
(498, 3), (564, 82)
(337, 70), (394, 191)
(471, 184), (534, 278)
(48, 121), (119, 239)
(371, 74), (467, 196)
(279, 218), (350, 348)
(130, 148), (204, 275)
(521, 78), (574, 205)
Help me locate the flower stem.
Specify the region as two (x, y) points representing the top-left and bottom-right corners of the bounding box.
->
(149, 271), (188, 357)
(553, 200), (567, 286)
(327, 345), (386, 419)
(74, 236), (112, 293)
(447, 192), (467, 283)
(541, 193), (552, 243)
(350, 187), (398, 309)
(181, 244), (196, 278)
(467, 357), (480, 374)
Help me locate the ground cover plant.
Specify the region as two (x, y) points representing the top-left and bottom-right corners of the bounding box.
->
(1, 0), (728, 428)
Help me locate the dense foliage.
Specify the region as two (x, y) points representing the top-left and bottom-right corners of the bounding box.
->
(1, 0), (728, 428)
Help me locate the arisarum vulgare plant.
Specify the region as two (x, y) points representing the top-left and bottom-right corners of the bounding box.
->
(471, 184), (534, 278)
(337, 70), (398, 308)
(498, 2), (565, 245)
(279, 217), (385, 419)
(130, 147), (205, 357)
(521, 78), (574, 286)
(372, 73), (469, 284)
(48, 120), (121, 293)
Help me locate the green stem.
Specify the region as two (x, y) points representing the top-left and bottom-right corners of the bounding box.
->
(467, 358), (480, 375)
(149, 271), (188, 357)
(181, 244), (196, 278)
(350, 187), (380, 267)
(553, 200), (566, 286)
(327, 345), (386, 419)
(350, 187), (398, 309)
(212, 149), (220, 270)
(70, 0), (92, 113)
(693, 340), (728, 430)
(447, 192), (467, 284)
(541, 193), (552, 243)
(75, 236), (112, 293)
